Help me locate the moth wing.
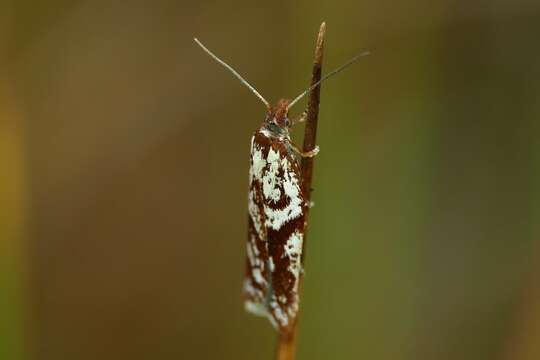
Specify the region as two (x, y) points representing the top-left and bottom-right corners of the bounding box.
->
(244, 133), (273, 320)
(263, 139), (306, 331)
(244, 129), (307, 331)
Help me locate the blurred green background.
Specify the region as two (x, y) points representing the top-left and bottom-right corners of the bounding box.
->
(2, 0), (540, 359)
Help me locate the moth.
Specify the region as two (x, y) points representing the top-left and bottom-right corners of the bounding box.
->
(194, 38), (368, 331)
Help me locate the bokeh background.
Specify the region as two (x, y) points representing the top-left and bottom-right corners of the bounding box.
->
(2, 0), (540, 359)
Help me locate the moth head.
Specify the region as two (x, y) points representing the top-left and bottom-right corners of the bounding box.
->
(267, 99), (290, 129)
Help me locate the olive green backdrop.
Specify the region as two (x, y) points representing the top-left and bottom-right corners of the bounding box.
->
(2, 0), (540, 359)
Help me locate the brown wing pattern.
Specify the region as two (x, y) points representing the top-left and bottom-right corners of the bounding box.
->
(244, 129), (306, 331)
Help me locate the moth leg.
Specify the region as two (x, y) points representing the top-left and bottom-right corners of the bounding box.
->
(289, 142), (320, 158)
(291, 110), (308, 125)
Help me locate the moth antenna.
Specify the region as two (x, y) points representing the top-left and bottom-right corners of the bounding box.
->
(288, 50), (371, 110)
(194, 38), (271, 110)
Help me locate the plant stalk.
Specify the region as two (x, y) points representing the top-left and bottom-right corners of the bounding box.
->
(275, 21), (326, 360)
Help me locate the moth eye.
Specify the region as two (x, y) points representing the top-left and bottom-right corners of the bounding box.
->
(285, 118), (290, 127)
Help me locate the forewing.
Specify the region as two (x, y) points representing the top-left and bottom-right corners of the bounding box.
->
(244, 129), (305, 331)
(244, 134), (270, 318)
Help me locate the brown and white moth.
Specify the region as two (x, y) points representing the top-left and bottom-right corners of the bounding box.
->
(194, 38), (368, 332)
(243, 98), (314, 331)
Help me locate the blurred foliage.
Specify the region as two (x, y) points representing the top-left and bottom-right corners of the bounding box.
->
(0, 90), (27, 360)
(1, 0), (540, 359)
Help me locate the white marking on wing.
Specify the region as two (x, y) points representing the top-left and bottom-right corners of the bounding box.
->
(245, 300), (268, 317)
(262, 148), (282, 202)
(246, 241), (255, 265)
(268, 257), (275, 272)
(284, 231), (303, 291)
(252, 268), (265, 285)
(270, 299), (289, 327)
(250, 141), (266, 181)
(264, 157), (303, 230)
(246, 239), (262, 267)
(248, 191), (265, 241)
(243, 279), (263, 299)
